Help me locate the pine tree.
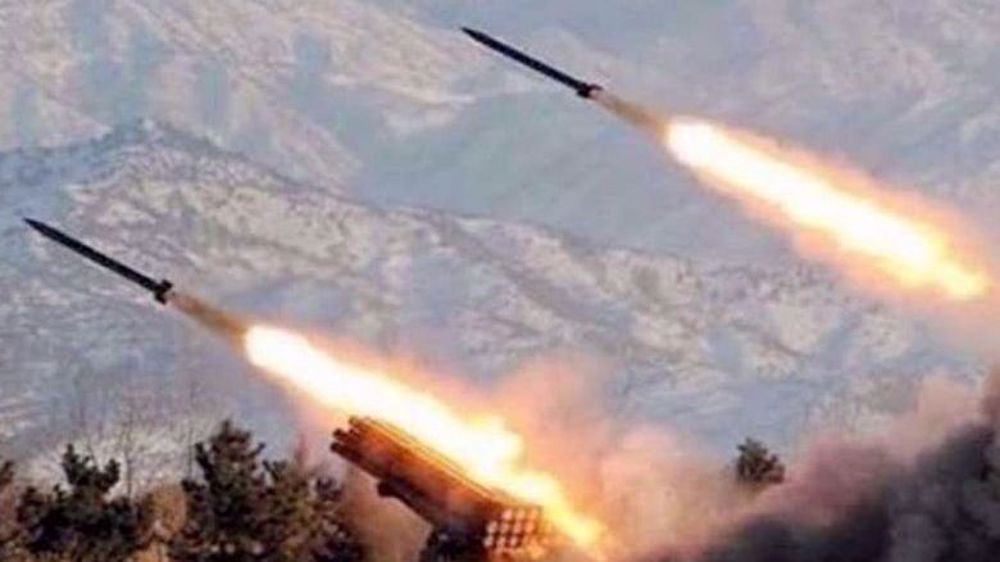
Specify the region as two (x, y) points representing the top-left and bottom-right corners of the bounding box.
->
(171, 420), (267, 560)
(16, 444), (153, 562)
(171, 420), (366, 562)
(735, 438), (786, 487)
(311, 477), (365, 562)
(0, 458), (27, 561)
(0, 458), (13, 493)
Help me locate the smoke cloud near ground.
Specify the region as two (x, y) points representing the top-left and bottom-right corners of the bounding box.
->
(177, 283), (999, 562)
(624, 369), (1000, 562)
(461, 355), (1000, 562)
(268, 329), (1000, 562)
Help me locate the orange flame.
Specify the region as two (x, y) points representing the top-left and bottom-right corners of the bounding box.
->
(243, 326), (605, 551)
(664, 117), (990, 301)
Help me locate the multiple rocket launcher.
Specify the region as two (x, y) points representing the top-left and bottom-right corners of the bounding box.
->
(332, 417), (552, 556)
(24, 26), (649, 560)
(24, 22), (997, 561)
(24, 219), (556, 558)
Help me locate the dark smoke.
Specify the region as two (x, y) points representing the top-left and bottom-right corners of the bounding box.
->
(679, 370), (1000, 562)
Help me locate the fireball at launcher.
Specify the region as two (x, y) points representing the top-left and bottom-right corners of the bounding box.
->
(24, 219), (607, 556)
(332, 416), (554, 558)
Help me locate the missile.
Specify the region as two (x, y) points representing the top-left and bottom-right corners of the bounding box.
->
(462, 27), (602, 99)
(24, 218), (174, 304)
(26, 219), (247, 342)
(462, 27), (664, 135)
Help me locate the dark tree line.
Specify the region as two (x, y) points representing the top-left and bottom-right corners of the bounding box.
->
(16, 446), (152, 562)
(171, 421), (364, 562)
(1, 457), (22, 561)
(0, 422), (367, 562)
(0, 423), (787, 562)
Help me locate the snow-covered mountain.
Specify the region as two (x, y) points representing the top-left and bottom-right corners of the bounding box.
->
(0, 122), (982, 468)
(0, 2), (995, 475)
(1, 1), (996, 260)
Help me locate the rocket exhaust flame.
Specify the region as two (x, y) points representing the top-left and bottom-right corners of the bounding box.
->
(587, 92), (991, 302)
(462, 26), (993, 302)
(170, 302), (609, 551)
(242, 326), (606, 551)
(664, 118), (991, 301)
(23, 219), (606, 553)
(162, 290), (607, 551)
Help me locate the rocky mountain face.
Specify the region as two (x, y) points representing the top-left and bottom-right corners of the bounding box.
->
(0, 1), (994, 478)
(0, 123), (981, 473)
(0, 1), (996, 258)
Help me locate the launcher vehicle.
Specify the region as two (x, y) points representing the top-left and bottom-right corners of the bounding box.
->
(331, 417), (554, 560)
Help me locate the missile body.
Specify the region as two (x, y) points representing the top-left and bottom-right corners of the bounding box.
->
(463, 27), (665, 136)
(26, 219), (248, 342)
(25, 219), (174, 304)
(463, 27), (602, 98)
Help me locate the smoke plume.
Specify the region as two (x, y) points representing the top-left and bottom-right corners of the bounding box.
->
(274, 339), (1000, 562)
(486, 358), (1000, 562)
(176, 284), (999, 562)
(639, 369), (1000, 562)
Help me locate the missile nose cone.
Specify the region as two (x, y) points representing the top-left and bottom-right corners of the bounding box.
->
(24, 218), (53, 236)
(462, 27), (487, 40)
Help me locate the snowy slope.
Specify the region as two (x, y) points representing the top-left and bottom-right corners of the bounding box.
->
(0, 1), (996, 261)
(0, 1), (995, 478)
(0, 123), (982, 466)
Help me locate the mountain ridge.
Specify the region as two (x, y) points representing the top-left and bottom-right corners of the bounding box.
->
(0, 120), (983, 472)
